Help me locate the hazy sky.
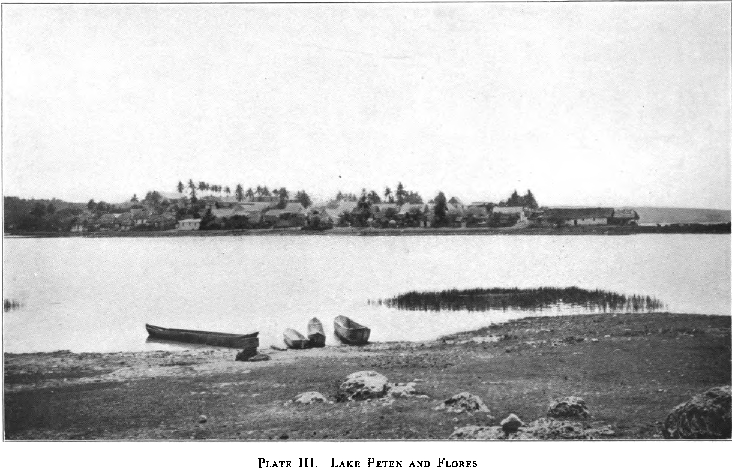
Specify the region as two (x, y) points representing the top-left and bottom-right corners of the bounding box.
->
(2, 3), (730, 208)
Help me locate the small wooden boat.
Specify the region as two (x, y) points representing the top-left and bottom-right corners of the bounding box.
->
(283, 328), (310, 349)
(307, 317), (326, 347)
(145, 324), (259, 349)
(334, 315), (370, 345)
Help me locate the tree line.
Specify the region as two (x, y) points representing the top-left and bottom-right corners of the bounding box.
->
(4, 196), (85, 232)
(498, 189), (539, 209)
(4, 183), (540, 233)
(175, 180), (312, 209)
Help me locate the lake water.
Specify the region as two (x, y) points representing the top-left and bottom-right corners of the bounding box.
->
(3, 234), (730, 353)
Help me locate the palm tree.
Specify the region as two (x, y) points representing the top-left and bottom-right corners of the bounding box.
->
(245, 188), (254, 200)
(255, 185), (263, 196)
(235, 184), (244, 202)
(188, 179), (197, 202)
(225, 186), (231, 196)
(396, 182), (406, 205)
(275, 187), (289, 209)
(384, 187), (392, 203)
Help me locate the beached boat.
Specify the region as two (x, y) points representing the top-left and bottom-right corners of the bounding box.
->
(334, 315), (370, 345)
(145, 324), (259, 349)
(307, 317), (326, 347)
(284, 328), (310, 349)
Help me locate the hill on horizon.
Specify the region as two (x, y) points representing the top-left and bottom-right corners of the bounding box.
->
(631, 206), (730, 225)
(549, 205), (730, 224)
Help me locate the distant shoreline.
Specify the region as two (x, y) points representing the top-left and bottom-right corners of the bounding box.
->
(4, 223), (731, 239)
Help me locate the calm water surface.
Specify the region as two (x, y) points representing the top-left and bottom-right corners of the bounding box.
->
(3, 235), (730, 353)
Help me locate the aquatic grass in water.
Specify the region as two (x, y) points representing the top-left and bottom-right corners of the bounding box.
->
(3, 299), (22, 312)
(371, 287), (665, 313)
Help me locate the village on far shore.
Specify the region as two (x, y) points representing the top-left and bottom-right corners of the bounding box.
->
(160, 197), (639, 233)
(7, 181), (643, 234)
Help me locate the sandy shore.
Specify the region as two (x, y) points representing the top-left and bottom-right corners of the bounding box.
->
(4, 312), (730, 440)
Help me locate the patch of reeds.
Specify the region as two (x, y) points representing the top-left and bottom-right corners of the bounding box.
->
(370, 287), (665, 313)
(3, 299), (22, 312)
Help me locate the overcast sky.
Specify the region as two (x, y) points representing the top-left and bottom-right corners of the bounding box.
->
(2, 3), (730, 208)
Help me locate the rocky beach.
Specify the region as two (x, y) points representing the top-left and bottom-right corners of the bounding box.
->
(4, 312), (730, 440)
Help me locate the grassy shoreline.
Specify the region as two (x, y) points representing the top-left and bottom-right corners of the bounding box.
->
(4, 312), (730, 440)
(4, 223), (731, 239)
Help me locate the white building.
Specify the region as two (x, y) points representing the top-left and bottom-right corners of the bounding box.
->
(491, 206), (527, 222)
(176, 219), (201, 231)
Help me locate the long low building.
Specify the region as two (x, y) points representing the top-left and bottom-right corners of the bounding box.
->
(542, 208), (615, 226)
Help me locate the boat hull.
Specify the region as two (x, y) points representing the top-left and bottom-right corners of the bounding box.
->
(145, 324), (259, 349)
(334, 315), (370, 345)
(284, 328), (310, 349)
(307, 317), (326, 347)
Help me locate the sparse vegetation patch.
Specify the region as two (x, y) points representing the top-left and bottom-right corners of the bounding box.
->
(373, 287), (665, 313)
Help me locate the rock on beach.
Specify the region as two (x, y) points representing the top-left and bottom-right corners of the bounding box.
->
(520, 418), (614, 440)
(663, 386), (731, 439)
(292, 391), (328, 405)
(337, 371), (388, 401)
(500, 414), (524, 433)
(547, 396), (589, 419)
(435, 392), (491, 414)
(451, 418), (615, 440)
(449, 425), (505, 440)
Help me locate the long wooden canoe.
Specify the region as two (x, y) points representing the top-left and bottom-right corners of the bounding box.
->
(334, 315), (370, 345)
(284, 328), (309, 349)
(145, 324), (259, 349)
(307, 317), (326, 348)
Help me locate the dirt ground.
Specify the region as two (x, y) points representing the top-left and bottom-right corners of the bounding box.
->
(4, 312), (730, 440)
